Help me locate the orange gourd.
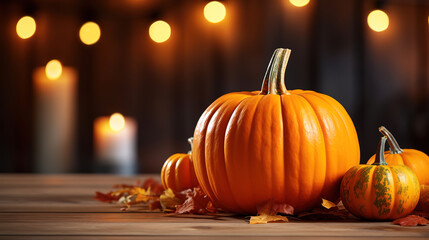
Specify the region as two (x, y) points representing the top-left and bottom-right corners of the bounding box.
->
(192, 48), (360, 214)
(341, 136), (420, 220)
(367, 126), (429, 185)
(161, 138), (200, 193)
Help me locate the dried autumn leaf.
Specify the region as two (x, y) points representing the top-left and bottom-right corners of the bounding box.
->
(175, 188), (211, 214)
(392, 215), (429, 226)
(205, 201), (217, 213)
(321, 198), (337, 210)
(94, 178), (164, 211)
(336, 201), (346, 210)
(93, 191), (121, 203)
(249, 200), (294, 224)
(250, 215), (288, 224)
(411, 210), (429, 219)
(160, 188), (183, 210)
(272, 203), (294, 215)
(142, 178), (164, 195)
(134, 187), (157, 203)
(297, 199), (350, 220)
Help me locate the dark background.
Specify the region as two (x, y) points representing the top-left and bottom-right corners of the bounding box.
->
(0, 0), (428, 173)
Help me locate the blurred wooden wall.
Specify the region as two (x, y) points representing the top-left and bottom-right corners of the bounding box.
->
(0, 0), (428, 173)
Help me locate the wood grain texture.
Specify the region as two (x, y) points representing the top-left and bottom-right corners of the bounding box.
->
(0, 174), (428, 239)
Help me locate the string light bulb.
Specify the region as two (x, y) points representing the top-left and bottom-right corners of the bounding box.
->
(79, 21), (101, 45)
(45, 60), (62, 80)
(109, 113), (125, 131)
(289, 0), (310, 7)
(149, 20), (171, 43)
(16, 16), (36, 39)
(367, 10), (389, 32)
(204, 1), (226, 23)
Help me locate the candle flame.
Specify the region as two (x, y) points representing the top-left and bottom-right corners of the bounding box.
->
(289, 0), (310, 7)
(45, 60), (63, 80)
(204, 1), (226, 23)
(149, 20), (171, 43)
(79, 22), (101, 45)
(109, 113), (125, 131)
(16, 16), (36, 39)
(367, 10), (389, 32)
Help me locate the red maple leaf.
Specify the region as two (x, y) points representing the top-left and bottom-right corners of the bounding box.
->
(392, 215), (429, 226)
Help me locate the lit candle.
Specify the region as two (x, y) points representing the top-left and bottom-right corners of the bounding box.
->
(33, 60), (77, 173)
(94, 113), (137, 175)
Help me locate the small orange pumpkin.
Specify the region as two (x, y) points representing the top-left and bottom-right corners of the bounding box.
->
(192, 48), (360, 214)
(161, 138), (199, 193)
(341, 136), (420, 220)
(367, 126), (429, 185)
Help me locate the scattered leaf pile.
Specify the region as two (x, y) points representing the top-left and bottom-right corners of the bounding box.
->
(93, 178), (216, 214)
(94, 180), (429, 225)
(93, 178), (163, 211)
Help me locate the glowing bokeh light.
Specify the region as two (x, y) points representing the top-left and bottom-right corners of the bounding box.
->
(367, 10), (389, 32)
(109, 113), (125, 131)
(45, 60), (63, 80)
(289, 0), (310, 7)
(16, 16), (36, 39)
(149, 20), (171, 43)
(204, 1), (226, 23)
(79, 22), (101, 45)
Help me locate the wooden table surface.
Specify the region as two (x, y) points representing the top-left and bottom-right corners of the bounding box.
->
(0, 174), (428, 240)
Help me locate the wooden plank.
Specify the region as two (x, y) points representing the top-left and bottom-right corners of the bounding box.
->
(0, 213), (428, 237)
(0, 174), (428, 238)
(0, 174), (160, 213)
(0, 237), (424, 240)
(0, 213), (239, 223)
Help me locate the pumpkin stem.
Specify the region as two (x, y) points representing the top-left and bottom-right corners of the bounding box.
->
(378, 126), (404, 154)
(373, 136), (388, 166)
(187, 137), (193, 155)
(260, 48), (291, 95)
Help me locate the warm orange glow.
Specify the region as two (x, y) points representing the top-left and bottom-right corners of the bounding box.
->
(367, 10), (389, 32)
(204, 1), (226, 23)
(149, 20), (171, 43)
(45, 60), (62, 80)
(79, 22), (101, 45)
(289, 0), (310, 7)
(16, 16), (36, 39)
(109, 113), (125, 131)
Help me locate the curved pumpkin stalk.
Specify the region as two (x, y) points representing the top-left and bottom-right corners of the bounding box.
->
(260, 48), (291, 95)
(187, 137), (193, 155)
(378, 126), (404, 154)
(373, 136), (388, 166)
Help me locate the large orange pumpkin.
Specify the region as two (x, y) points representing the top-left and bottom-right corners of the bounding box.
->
(341, 136), (420, 220)
(161, 138), (200, 193)
(367, 126), (429, 185)
(192, 48), (360, 214)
